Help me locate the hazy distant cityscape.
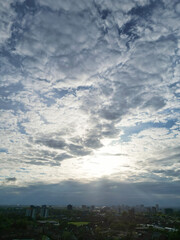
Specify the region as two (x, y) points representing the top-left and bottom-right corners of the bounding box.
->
(0, 203), (180, 239)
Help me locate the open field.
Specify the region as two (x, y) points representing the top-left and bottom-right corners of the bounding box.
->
(68, 222), (89, 226)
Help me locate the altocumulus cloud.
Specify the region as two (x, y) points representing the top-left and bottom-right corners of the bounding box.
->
(0, 0), (180, 205)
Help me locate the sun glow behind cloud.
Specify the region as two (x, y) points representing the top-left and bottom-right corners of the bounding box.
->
(81, 154), (126, 178)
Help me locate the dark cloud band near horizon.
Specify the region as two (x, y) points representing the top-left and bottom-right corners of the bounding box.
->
(0, 0), (180, 206)
(0, 179), (180, 207)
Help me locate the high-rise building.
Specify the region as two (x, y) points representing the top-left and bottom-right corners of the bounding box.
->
(67, 204), (73, 210)
(155, 204), (159, 212)
(82, 205), (87, 210)
(40, 205), (49, 218)
(31, 207), (37, 219)
(91, 205), (95, 210)
(25, 208), (32, 217)
(25, 205), (37, 219)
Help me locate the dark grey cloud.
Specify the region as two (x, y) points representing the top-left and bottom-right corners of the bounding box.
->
(35, 133), (103, 158)
(36, 138), (66, 150)
(143, 96), (166, 111)
(30, 149), (57, 158)
(83, 136), (103, 149)
(0, 179), (179, 206)
(54, 153), (72, 161)
(153, 169), (180, 177)
(129, 0), (162, 19)
(19, 148), (72, 167)
(102, 127), (119, 137)
(98, 81), (145, 121)
(5, 177), (17, 183)
(24, 152), (72, 167)
(68, 143), (91, 156)
(26, 159), (61, 167)
(148, 153), (180, 165)
(27, 160), (51, 166)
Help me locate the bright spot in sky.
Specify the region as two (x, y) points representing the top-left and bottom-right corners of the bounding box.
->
(81, 154), (128, 178)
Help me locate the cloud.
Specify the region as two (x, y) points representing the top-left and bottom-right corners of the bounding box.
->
(54, 153), (72, 161)
(143, 96), (166, 111)
(36, 138), (67, 150)
(3, 177), (17, 185)
(0, 178), (179, 206)
(148, 153), (180, 165)
(5, 177), (17, 182)
(34, 133), (103, 158)
(153, 169), (180, 178)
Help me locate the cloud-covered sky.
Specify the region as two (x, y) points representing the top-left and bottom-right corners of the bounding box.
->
(0, 0), (180, 206)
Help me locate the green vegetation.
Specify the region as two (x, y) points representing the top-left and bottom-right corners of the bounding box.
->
(42, 235), (51, 240)
(0, 206), (180, 239)
(68, 221), (89, 226)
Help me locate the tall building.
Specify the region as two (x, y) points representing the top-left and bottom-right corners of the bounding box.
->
(155, 204), (159, 212)
(67, 204), (73, 210)
(40, 205), (49, 218)
(91, 205), (95, 210)
(25, 205), (37, 219)
(82, 205), (87, 210)
(152, 207), (157, 214)
(32, 207), (37, 219)
(25, 208), (32, 217)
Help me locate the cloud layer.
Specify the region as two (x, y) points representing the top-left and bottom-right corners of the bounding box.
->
(0, 0), (180, 205)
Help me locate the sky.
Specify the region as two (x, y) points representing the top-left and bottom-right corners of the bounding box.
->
(0, 0), (180, 207)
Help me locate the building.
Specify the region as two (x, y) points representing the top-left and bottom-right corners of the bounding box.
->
(40, 205), (49, 218)
(25, 205), (37, 219)
(26, 205), (49, 219)
(67, 204), (73, 210)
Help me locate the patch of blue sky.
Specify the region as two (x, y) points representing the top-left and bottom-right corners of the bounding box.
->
(53, 86), (93, 99)
(34, 90), (56, 107)
(174, 92), (180, 98)
(76, 86), (93, 91)
(0, 98), (25, 112)
(169, 81), (180, 88)
(120, 119), (177, 142)
(0, 48), (23, 68)
(159, 108), (180, 117)
(53, 89), (69, 99)
(0, 82), (23, 97)
(17, 121), (27, 135)
(72, 85), (94, 97)
(38, 114), (49, 124)
(0, 148), (8, 153)
(42, 96), (56, 107)
(12, 0), (37, 19)
(172, 108), (180, 113)
(128, 0), (160, 19)
(16, 170), (29, 173)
